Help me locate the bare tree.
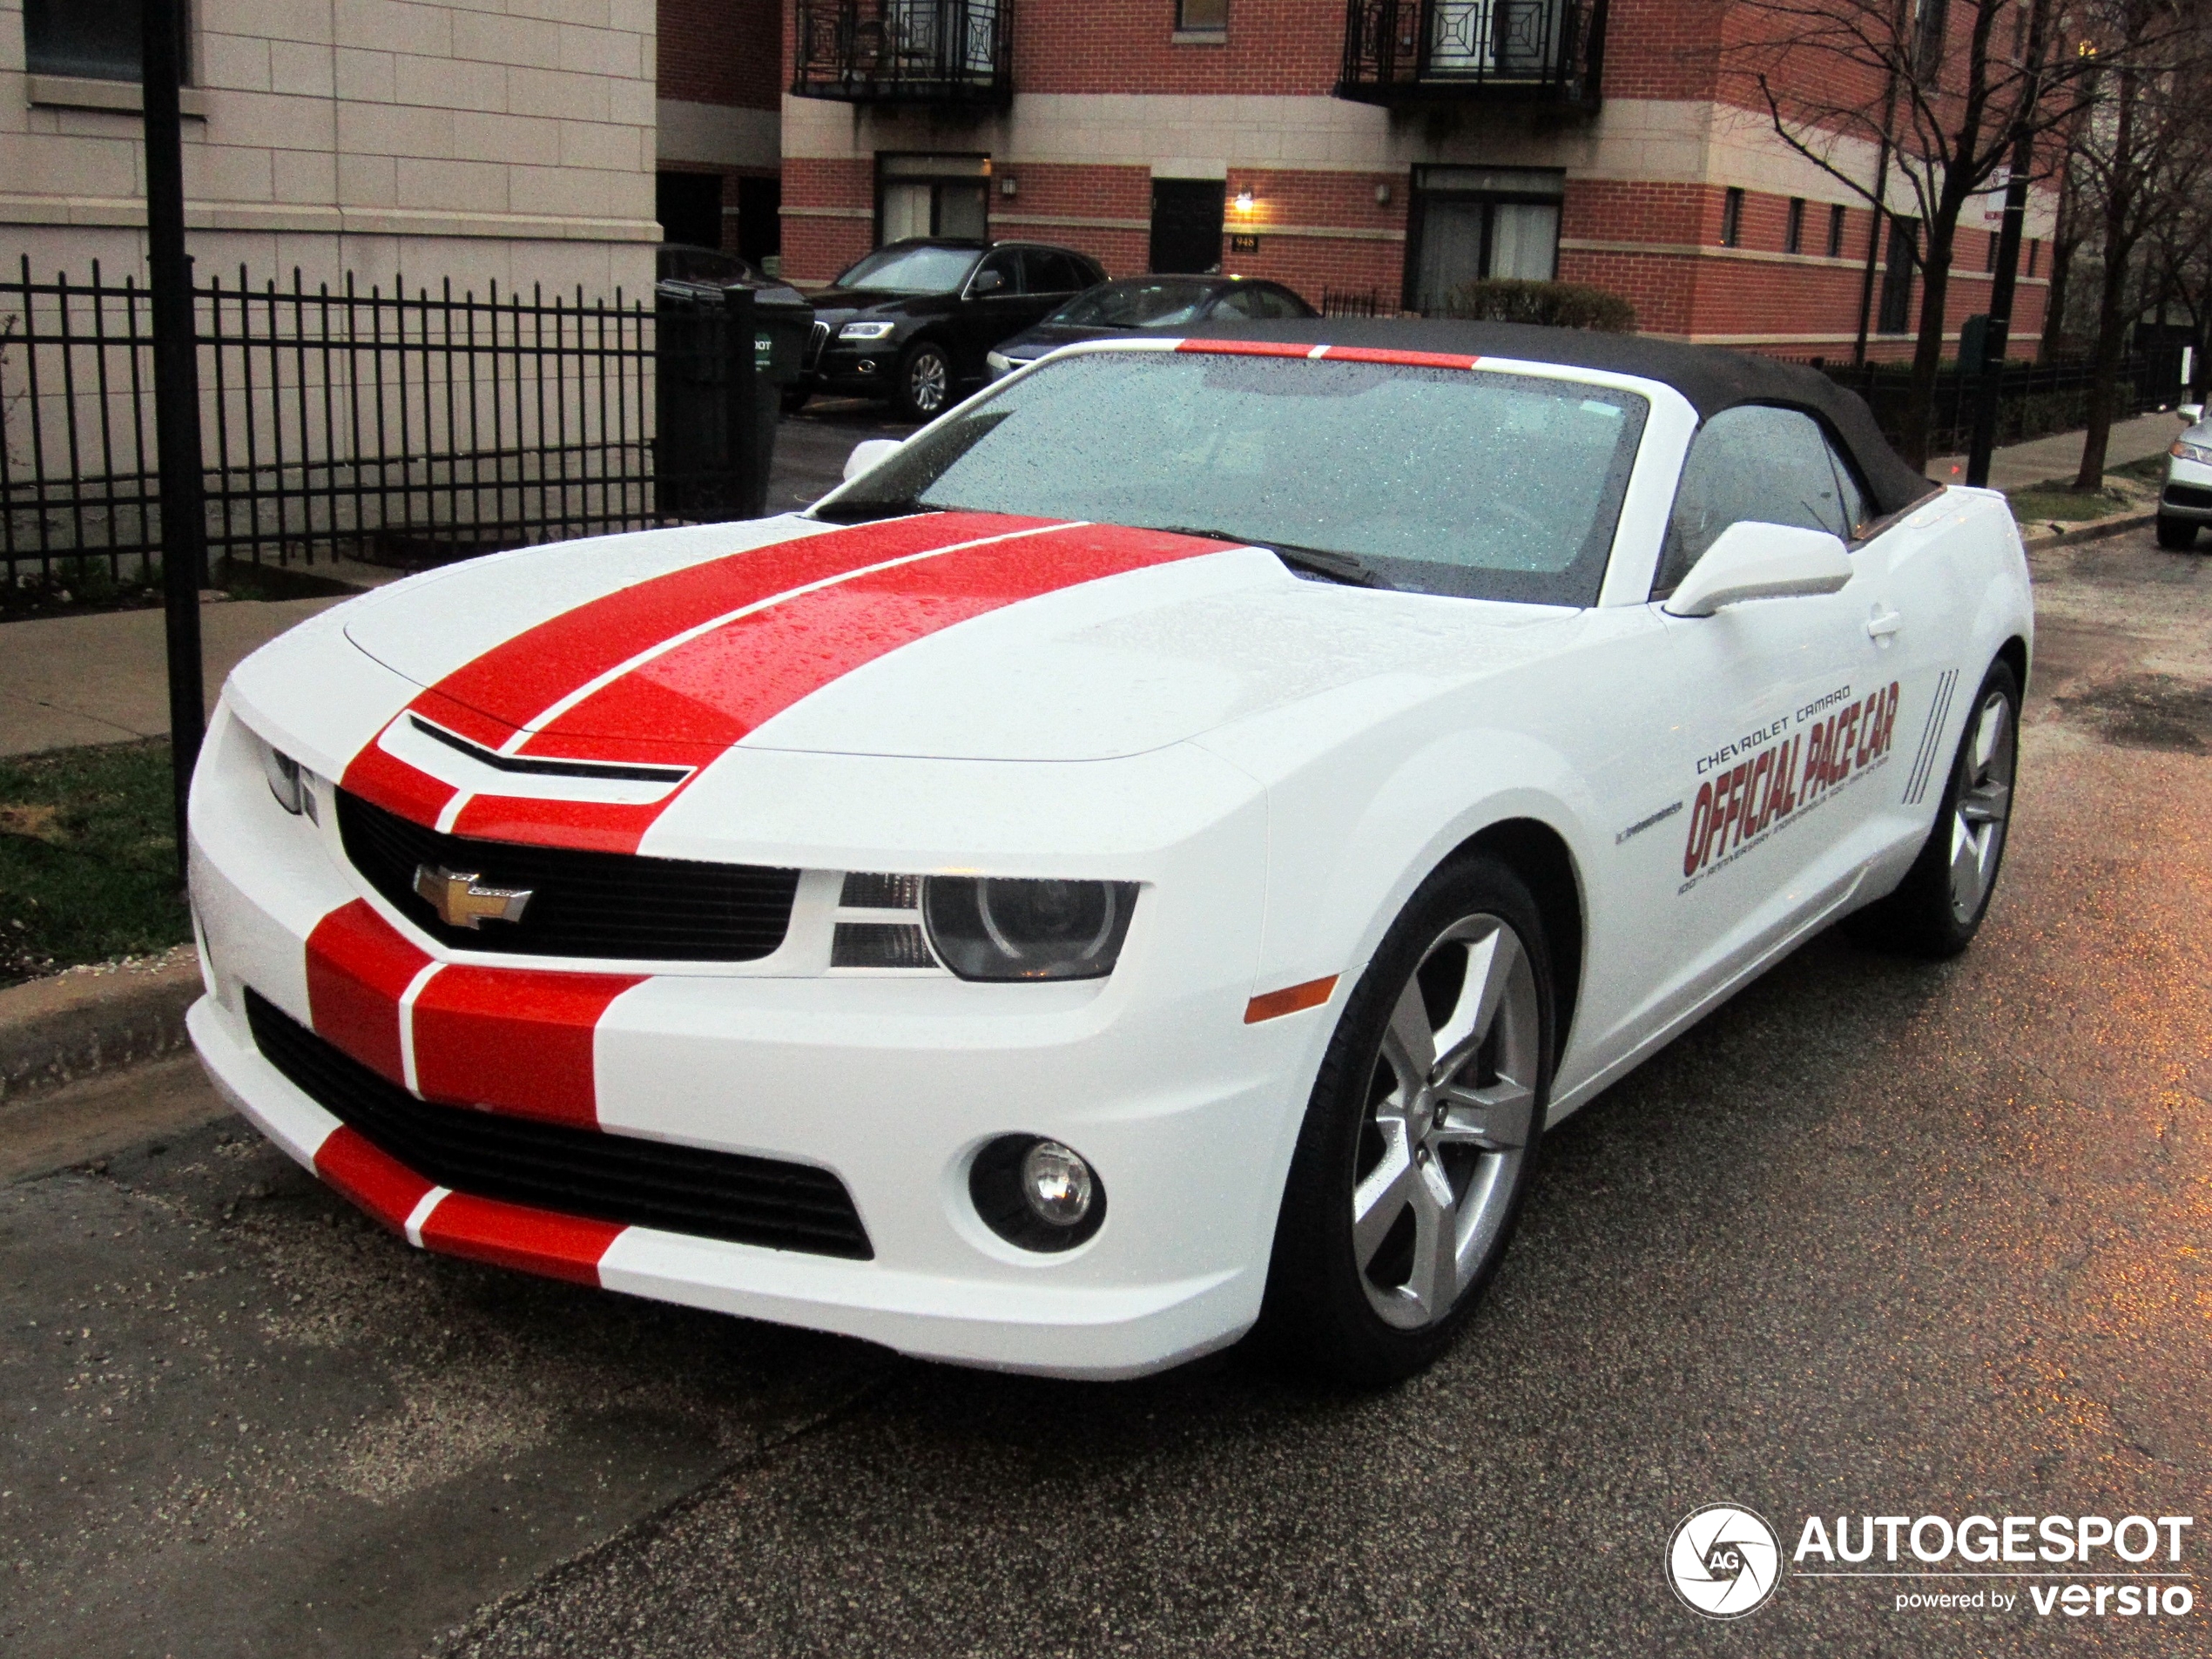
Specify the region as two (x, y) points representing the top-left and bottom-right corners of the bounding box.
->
(2067, 0), (2206, 488)
(1733, 0), (2093, 465)
(2038, 145), (2087, 357)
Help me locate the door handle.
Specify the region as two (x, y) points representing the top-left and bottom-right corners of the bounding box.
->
(1865, 607), (1903, 640)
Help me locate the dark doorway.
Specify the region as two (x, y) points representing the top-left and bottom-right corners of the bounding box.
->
(1150, 179), (1225, 274)
(1878, 216), (1919, 334)
(734, 175), (781, 266)
(657, 171), (725, 252)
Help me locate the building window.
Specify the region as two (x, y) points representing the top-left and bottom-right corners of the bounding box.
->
(24, 0), (186, 82)
(1785, 198), (1805, 255)
(1912, 0), (1950, 69)
(1177, 0), (1229, 30)
(1406, 167), (1564, 314)
(877, 153), (989, 245)
(1721, 188), (1744, 249)
(1878, 216), (1919, 334)
(1828, 204), (1846, 259)
(2027, 238), (2040, 276)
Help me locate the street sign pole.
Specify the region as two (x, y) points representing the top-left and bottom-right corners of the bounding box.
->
(142, 0), (207, 884)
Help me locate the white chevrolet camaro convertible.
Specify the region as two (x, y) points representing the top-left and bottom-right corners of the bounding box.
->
(188, 320), (2029, 1383)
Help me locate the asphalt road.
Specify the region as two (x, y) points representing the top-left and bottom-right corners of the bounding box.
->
(3, 525), (2207, 1657)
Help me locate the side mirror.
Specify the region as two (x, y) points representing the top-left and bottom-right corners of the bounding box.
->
(2181, 402), (2204, 424)
(969, 267), (1006, 295)
(843, 437), (904, 482)
(1662, 522), (1852, 618)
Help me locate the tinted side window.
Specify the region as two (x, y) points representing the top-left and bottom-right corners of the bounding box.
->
(1656, 406), (1859, 595)
(974, 250), (1023, 293)
(1211, 287), (1266, 320)
(1258, 287), (1312, 318)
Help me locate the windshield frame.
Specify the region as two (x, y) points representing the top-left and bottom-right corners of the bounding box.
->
(812, 338), (1689, 608)
(1044, 278), (1221, 329)
(831, 242), (984, 295)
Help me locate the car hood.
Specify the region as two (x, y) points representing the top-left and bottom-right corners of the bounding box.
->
(807, 287), (948, 321)
(998, 322), (1127, 360)
(334, 513), (1573, 769)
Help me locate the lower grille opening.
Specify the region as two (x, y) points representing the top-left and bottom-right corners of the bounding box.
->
(246, 989), (873, 1260)
(2164, 482), (2212, 511)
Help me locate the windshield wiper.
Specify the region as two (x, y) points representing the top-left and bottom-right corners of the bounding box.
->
(1151, 527), (1393, 590)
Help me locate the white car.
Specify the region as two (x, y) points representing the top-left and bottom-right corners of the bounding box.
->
(186, 322), (2030, 1384)
(2161, 400), (2211, 550)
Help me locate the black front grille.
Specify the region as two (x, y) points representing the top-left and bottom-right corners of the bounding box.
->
(246, 990), (873, 1259)
(2164, 482), (2212, 510)
(337, 790), (799, 961)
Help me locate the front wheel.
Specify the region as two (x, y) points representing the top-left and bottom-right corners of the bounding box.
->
(894, 342), (953, 421)
(1845, 659), (2020, 957)
(2156, 515), (2199, 550)
(1258, 856), (1553, 1386)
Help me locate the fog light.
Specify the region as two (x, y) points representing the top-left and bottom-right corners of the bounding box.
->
(970, 1134), (1106, 1251)
(1021, 1140), (1093, 1227)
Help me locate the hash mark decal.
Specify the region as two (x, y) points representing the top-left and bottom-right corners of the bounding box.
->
(1903, 669), (1959, 804)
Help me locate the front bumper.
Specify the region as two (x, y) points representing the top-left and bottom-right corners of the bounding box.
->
(187, 699), (1314, 1378)
(2161, 455), (2212, 523)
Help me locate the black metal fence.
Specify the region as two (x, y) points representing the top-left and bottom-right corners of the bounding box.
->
(792, 0), (1012, 105)
(1, 260), (664, 583)
(1338, 0), (1604, 108)
(1320, 287), (1384, 318)
(1804, 353), (2185, 458)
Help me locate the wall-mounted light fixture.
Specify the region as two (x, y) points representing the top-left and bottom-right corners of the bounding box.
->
(1231, 189), (1256, 215)
(1000, 175), (1019, 197)
(1375, 183), (1392, 206)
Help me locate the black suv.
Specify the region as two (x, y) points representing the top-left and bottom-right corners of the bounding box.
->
(794, 239), (1109, 421)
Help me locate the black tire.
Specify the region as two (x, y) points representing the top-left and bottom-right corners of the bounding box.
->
(779, 385), (812, 415)
(2155, 515), (2198, 550)
(894, 341), (954, 422)
(1257, 855), (1554, 1386)
(1844, 658), (2020, 958)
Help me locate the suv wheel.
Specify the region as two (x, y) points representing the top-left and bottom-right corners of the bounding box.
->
(896, 342), (952, 421)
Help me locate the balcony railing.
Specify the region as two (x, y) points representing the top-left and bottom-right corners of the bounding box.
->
(792, 0), (1012, 106)
(1338, 0), (1604, 108)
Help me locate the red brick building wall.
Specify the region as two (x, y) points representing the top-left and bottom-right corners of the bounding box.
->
(779, 0), (2054, 357)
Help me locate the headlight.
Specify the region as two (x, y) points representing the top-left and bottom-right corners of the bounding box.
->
(922, 877), (1137, 981)
(2173, 439), (2212, 465)
(838, 320), (897, 341)
(259, 739), (317, 821)
(985, 350), (1014, 376)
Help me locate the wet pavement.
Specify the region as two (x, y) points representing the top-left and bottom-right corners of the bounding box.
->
(2, 527), (2207, 1656)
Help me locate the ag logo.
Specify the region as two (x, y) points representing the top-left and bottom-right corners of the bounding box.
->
(1668, 1503), (1781, 1619)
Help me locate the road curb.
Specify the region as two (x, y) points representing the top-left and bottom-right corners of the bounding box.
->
(2020, 509), (2157, 550)
(0, 946), (203, 1103)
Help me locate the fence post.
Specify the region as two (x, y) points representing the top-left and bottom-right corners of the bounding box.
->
(143, 0), (206, 883)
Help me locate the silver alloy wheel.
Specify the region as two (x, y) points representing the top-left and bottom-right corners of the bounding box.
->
(1353, 914), (1541, 1331)
(1947, 690), (2016, 923)
(907, 347), (948, 415)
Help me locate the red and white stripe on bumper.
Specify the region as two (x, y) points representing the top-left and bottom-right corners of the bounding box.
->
(297, 897), (642, 1284)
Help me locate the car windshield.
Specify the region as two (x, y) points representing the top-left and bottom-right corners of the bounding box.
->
(815, 348), (1650, 605)
(1049, 280), (1217, 328)
(833, 245), (979, 294)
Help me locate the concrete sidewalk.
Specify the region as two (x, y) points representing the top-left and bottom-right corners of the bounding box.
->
(0, 595), (345, 759)
(1928, 407), (2186, 491)
(0, 409), (2191, 762)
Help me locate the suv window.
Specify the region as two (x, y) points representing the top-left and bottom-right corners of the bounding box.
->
(1656, 405), (1871, 595)
(1024, 251), (1088, 294)
(973, 249), (1023, 294)
(1258, 287), (1311, 319)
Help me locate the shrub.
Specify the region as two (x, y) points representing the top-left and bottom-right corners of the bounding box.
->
(1439, 279), (1636, 334)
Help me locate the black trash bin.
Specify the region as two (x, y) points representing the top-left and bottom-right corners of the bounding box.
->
(655, 272), (813, 523)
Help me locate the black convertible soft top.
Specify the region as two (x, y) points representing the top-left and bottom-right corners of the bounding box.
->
(1179, 317), (1937, 517)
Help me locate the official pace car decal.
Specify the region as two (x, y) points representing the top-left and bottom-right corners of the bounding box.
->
(341, 512), (1224, 854)
(1678, 680), (1902, 893)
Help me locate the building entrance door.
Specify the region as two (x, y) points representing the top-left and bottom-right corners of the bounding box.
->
(1150, 179), (1226, 274)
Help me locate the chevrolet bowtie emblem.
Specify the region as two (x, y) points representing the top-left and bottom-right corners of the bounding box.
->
(412, 864), (533, 930)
